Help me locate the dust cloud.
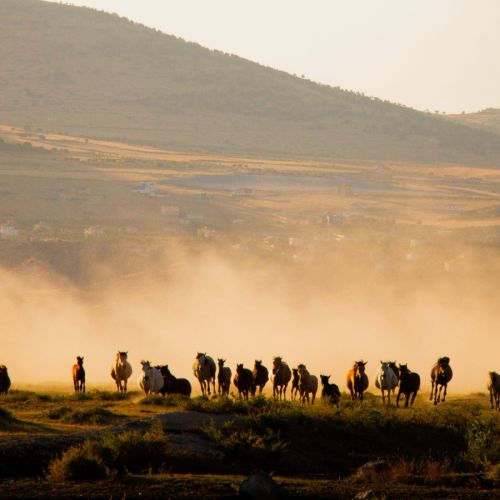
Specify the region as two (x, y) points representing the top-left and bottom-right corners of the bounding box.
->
(0, 241), (498, 393)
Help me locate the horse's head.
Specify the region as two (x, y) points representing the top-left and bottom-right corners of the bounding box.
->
(255, 360), (262, 368)
(236, 363), (244, 373)
(388, 361), (398, 372)
(217, 358), (225, 367)
(292, 368), (299, 378)
(355, 360), (367, 374)
(272, 357), (282, 373)
(320, 374), (330, 385)
(438, 357), (450, 368)
(76, 356), (84, 366)
(117, 351), (128, 363)
(399, 363), (409, 375)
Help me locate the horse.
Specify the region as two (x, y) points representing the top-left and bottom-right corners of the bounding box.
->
(346, 360), (369, 401)
(253, 360), (269, 395)
(297, 364), (318, 404)
(320, 374), (341, 407)
(374, 361), (398, 405)
(72, 356), (85, 394)
(291, 368), (300, 401)
(234, 363), (254, 401)
(0, 365), (11, 395)
(157, 365), (191, 397)
(396, 364), (420, 408)
(138, 360), (164, 396)
(388, 361), (400, 395)
(193, 352), (216, 396)
(217, 358), (232, 397)
(272, 356), (292, 400)
(111, 351), (133, 393)
(430, 356), (453, 405)
(487, 371), (500, 411)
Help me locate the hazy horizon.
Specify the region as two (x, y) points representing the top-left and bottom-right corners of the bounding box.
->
(46, 0), (500, 114)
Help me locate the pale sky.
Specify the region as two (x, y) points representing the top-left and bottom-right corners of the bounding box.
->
(49, 0), (499, 113)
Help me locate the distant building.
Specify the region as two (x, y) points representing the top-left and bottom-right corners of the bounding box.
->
(161, 205), (180, 216)
(0, 223), (19, 238)
(83, 226), (105, 237)
(231, 188), (255, 197)
(134, 181), (156, 195)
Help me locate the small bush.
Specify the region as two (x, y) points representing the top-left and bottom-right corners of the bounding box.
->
(463, 421), (496, 470)
(47, 406), (120, 425)
(139, 394), (188, 407)
(47, 405), (72, 420)
(48, 421), (169, 479)
(48, 443), (109, 482)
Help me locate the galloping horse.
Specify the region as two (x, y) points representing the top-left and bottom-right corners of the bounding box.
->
(72, 356), (85, 394)
(297, 363), (318, 404)
(193, 353), (216, 396)
(430, 356), (453, 405)
(272, 356), (292, 400)
(111, 351), (133, 393)
(138, 360), (164, 396)
(374, 361), (398, 405)
(397, 364), (420, 408)
(346, 360), (369, 401)
(487, 371), (500, 411)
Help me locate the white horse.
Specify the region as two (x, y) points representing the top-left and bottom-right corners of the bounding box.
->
(193, 352), (216, 396)
(138, 360), (164, 396)
(374, 361), (398, 405)
(111, 351), (133, 393)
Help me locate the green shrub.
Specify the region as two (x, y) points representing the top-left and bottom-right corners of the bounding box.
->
(47, 406), (120, 425)
(48, 421), (169, 478)
(139, 394), (188, 407)
(47, 405), (72, 420)
(48, 443), (109, 482)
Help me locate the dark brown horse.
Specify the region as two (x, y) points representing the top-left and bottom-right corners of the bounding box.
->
(346, 360), (369, 401)
(397, 364), (420, 408)
(487, 371), (500, 411)
(252, 360), (269, 395)
(430, 357), (452, 405)
(72, 356), (85, 394)
(272, 357), (292, 400)
(291, 368), (300, 401)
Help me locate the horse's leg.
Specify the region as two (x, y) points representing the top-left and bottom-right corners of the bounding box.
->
(410, 391), (416, 406)
(283, 383), (288, 400)
(437, 384), (443, 403)
(396, 388), (401, 407)
(381, 388), (385, 405)
(387, 389), (391, 406)
(430, 379), (434, 401)
(442, 382), (447, 402)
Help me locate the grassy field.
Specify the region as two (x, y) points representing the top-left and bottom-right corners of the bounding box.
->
(0, 389), (499, 498)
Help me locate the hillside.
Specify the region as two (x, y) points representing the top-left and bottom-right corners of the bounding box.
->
(2, 0), (500, 164)
(448, 108), (500, 137)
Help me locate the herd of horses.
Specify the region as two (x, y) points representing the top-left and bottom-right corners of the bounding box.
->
(0, 354), (499, 410)
(71, 352), (499, 410)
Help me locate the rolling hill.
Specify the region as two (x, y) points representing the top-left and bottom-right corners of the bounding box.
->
(2, 0), (500, 165)
(448, 108), (500, 138)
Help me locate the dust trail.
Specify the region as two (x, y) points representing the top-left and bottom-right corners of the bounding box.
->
(0, 243), (498, 393)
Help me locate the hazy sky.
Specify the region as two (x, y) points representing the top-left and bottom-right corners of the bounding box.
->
(51, 1), (499, 113)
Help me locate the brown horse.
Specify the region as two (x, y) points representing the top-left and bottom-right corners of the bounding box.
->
(272, 357), (292, 400)
(72, 356), (85, 394)
(487, 371), (500, 411)
(346, 360), (369, 401)
(430, 356), (453, 405)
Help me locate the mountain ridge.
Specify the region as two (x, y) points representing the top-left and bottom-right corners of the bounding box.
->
(2, 0), (500, 165)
